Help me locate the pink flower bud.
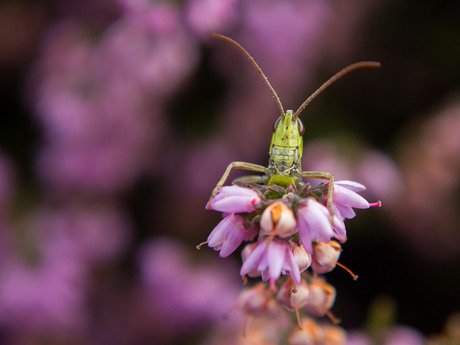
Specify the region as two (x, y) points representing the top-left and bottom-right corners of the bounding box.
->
(277, 278), (310, 311)
(305, 278), (336, 317)
(260, 202), (297, 238)
(311, 241), (342, 274)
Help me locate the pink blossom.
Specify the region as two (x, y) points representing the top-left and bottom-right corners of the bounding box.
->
(206, 185), (261, 213)
(240, 238), (301, 288)
(207, 214), (257, 258)
(296, 198), (343, 254)
(332, 180), (370, 220)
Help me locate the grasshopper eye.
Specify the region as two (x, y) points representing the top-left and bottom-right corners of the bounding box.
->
(297, 119), (305, 135)
(273, 117), (281, 132)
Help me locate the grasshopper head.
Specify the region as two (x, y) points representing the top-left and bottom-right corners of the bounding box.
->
(269, 110), (305, 173)
(271, 110), (305, 149)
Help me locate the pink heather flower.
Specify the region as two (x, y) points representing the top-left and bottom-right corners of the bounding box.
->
(206, 185), (261, 213)
(207, 214), (257, 258)
(240, 237), (301, 288)
(332, 180), (370, 220)
(296, 198), (343, 254)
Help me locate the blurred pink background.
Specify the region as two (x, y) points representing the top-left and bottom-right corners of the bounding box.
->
(0, 0), (459, 344)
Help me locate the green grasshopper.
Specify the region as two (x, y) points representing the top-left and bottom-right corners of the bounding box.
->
(209, 34), (380, 218)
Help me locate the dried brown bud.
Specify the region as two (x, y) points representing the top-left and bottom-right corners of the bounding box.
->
(260, 202), (297, 237)
(238, 283), (279, 317)
(277, 278), (310, 311)
(311, 241), (342, 274)
(305, 278), (336, 317)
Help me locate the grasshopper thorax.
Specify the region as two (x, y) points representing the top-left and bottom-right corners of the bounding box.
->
(268, 110), (305, 178)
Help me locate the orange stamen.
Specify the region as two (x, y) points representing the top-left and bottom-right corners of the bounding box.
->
(337, 262), (359, 280)
(326, 310), (341, 324)
(295, 308), (303, 329)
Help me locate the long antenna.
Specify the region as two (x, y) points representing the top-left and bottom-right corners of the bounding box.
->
(213, 33), (285, 116)
(293, 61), (381, 118)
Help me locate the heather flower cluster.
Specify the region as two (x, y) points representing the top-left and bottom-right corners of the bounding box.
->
(201, 179), (380, 342)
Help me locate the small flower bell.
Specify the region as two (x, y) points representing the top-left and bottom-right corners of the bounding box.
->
(238, 283), (279, 317)
(311, 241), (342, 274)
(305, 278), (336, 317)
(277, 278), (310, 312)
(203, 213), (258, 257)
(296, 198), (339, 254)
(260, 201), (297, 238)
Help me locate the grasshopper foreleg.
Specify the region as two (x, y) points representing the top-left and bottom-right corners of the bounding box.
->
(301, 171), (335, 221)
(208, 161), (267, 205)
(232, 175), (268, 185)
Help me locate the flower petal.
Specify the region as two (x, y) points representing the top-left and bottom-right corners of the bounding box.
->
(240, 240), (267, 277)
(267, 241), (285, 282)
(335, 180), (366, 192)
(209, 186), (260, 213)
(284, 246), (301, 284)
(333, 185), (370, 209)
(335, 203), (356, 219)
(332, 215), (347, 242)
(207, 214), (247, 257)
(207, 214), (232, 247)
(219, 225), (245, 258)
